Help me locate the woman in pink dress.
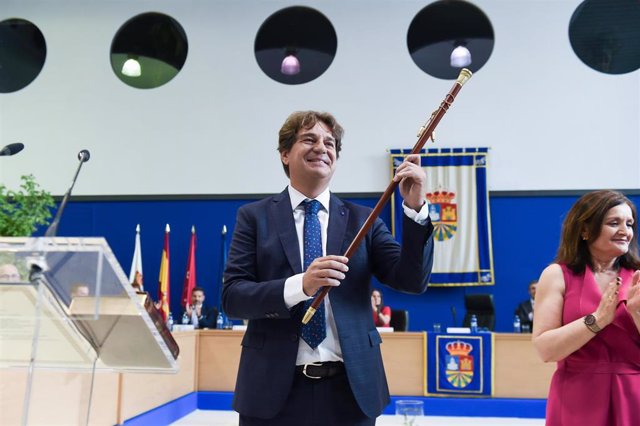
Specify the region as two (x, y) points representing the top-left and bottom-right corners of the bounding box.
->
(533, 190), (640, 426)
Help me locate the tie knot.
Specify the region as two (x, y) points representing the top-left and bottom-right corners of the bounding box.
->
(303, 199), (322, 216)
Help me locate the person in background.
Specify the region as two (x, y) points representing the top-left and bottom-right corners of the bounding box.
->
(223, 110), (434, 425)
(371, 289), (391, 327)
(184, 286), (218, 329)
(0, 263), (20, 283)
(533, 190), (640, 425)
(70, 283), (90, 298)
(514, 280), (537, 332)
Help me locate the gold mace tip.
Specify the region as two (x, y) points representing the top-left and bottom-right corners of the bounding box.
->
(302, 306), (317, 324)
(457, 68), (472, 86)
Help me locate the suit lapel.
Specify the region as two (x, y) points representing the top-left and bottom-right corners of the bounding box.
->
(327, 193), (349, 256)
(271, 189), (302, 274)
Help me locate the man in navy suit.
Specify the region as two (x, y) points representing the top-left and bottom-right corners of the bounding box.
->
(515, 280), (537, 332)
(223, 111), (434, 425)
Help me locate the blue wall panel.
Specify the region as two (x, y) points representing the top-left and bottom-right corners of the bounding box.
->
(36, 193), (640, 332)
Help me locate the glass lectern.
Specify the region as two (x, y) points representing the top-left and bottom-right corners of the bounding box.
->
(0, 237), (178, 425)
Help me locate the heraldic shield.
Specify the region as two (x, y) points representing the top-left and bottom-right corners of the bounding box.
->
(445, 340), (474, 387)
(427, 333), (493, 396)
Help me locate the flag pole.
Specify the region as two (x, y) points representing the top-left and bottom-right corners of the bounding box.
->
(218, 225), (227, 318)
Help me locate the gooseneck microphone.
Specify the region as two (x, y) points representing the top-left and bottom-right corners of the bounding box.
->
(44, 149), (91, 238)
(451, 306), (458, 327)
(0, 142), (25, 156)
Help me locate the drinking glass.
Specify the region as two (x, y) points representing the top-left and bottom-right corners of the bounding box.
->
(395, 400), (424, 425)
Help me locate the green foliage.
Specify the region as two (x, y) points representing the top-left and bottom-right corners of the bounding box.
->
(0, 174), (55, 236)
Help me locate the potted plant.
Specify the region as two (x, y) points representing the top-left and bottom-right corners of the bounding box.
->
(0, 174), (55, 236)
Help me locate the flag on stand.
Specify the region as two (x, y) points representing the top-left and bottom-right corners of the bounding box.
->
(218, 225), (227, 313)
(181, 225), (197, 308)
(158, 224), (170, 321)
(128, 224), (144, 291)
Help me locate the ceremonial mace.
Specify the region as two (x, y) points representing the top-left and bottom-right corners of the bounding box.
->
(302, 68), (473, 325)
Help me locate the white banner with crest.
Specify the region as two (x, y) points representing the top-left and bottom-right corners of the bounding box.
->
(390, 148), (494, 287)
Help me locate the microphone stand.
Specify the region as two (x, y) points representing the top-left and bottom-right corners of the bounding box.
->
(22, 150), (90, 425)
(45, 150), (90, 237)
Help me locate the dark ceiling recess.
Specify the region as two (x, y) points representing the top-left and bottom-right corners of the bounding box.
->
(110, 12), (188, 89)
(569, 0), (640, 75)
(0, 18), (47, 93)
(407, 0), (494, 80)
(254, 6), (337, 85)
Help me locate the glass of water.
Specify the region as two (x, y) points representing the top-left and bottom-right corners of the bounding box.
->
(395, 399), (424, 425)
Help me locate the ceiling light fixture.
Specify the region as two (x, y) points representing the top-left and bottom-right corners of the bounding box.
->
(281, 51), (301, 75)
(122, 56), (142, 77)
(450, 43), (472, 68)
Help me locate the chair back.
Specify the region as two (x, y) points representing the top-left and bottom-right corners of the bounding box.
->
(462, 294), (495, 331)
(389, 309), (409, 331)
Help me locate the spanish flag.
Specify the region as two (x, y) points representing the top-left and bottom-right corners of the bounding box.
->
(158, 224), (170, 321)
(181, 226), (197, 308)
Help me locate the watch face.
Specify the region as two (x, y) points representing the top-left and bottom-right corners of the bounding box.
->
(585, 314), (596, 325)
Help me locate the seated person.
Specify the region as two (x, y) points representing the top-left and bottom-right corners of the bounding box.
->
(0, 263), (20, 283)
(514, 280), (537, 332)
(371, 289), (391, 327)
(183, 286), (218, 329)
(70, 283), (90, 298)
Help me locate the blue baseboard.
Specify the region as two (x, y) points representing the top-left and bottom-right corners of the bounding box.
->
(122, 391), (546, 424)
(122, 392), (197, 426)
(386, 395), (546, 418)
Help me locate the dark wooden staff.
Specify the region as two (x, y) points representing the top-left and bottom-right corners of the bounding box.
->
(302, 68), (473, 325)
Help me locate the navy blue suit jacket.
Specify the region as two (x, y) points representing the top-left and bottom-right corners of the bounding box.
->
(222, 189), (434, 419)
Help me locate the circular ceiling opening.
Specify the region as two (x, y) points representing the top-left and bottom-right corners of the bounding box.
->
(255, 6), (337, 85)
(110, 12), (188, 89)
(569, 0), (640, 75)
(407, 0), (494, 80)
(0, 18), (47, 93)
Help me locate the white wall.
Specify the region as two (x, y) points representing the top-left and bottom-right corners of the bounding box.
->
(1, 0), (638, 196)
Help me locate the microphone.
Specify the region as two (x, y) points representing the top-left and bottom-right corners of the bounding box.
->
(451, 306), (457, 327)
(44, 149), (91, 238)
(78, 149), (90, 162)
(0, 142), (24, 156)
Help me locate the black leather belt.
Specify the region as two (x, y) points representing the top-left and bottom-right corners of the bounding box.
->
(296, 361), (345, 379)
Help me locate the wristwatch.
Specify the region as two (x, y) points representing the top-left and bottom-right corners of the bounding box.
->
(584, 313), (601, 333)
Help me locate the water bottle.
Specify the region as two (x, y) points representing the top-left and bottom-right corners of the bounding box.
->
(167, 312), (174, 332)
(216, 312), (224, 329)
(182, 311), (189, 325)
(513, 315), (522, 333)
(191, 309), (199, 329)
(470, 314), (478, 333)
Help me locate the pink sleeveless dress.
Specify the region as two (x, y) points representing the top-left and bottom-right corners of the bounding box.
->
(545, 265), (640, 426)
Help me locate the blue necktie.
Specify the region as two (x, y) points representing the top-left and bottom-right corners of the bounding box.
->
(300, 199), (326, 349)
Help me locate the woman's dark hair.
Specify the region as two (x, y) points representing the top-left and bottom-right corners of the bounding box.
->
(371, 289), (384, 307)
(277, 111), (343, 177)
(555, 190), (640, 272)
